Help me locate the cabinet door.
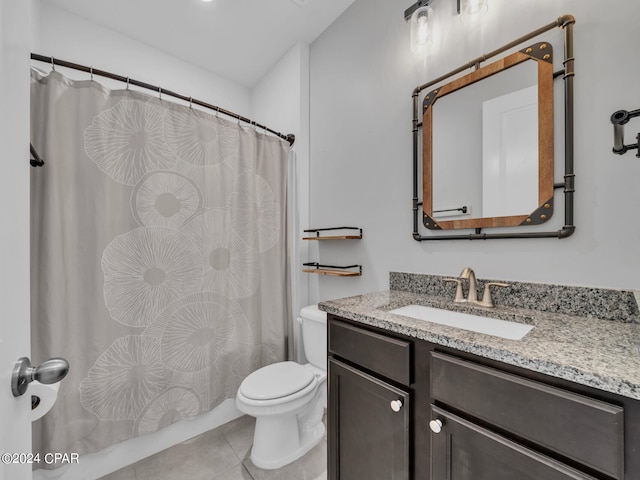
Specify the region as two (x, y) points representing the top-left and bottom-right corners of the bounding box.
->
(329, 358), (410, 480)
(430, 405), (598, 480)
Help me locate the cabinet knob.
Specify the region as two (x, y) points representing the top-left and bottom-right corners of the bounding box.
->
(429, 419), (443, 434)
(390, 399), (403, 412)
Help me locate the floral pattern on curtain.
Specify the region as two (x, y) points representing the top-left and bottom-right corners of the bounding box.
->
(30, 68), (290, 462)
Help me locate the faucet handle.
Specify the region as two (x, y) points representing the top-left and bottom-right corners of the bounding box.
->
(478, 282), (510, 308)
(443, 278), (465, 303)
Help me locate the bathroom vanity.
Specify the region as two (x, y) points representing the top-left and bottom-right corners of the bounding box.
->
(322, 273), (640, 480)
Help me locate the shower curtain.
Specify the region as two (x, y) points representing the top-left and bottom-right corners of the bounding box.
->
(30, 68), (290, 461)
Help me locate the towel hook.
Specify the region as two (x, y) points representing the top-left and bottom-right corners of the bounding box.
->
(611, 108), (640, 157)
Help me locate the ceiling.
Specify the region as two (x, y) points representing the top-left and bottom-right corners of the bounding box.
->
(45, 0), (356, 88)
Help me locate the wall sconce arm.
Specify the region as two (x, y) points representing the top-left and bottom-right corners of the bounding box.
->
(404, 0), (463, 20)
(404, 0), (434, 21)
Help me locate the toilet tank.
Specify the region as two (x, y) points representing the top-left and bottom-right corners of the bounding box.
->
(300, 305), (327, 370)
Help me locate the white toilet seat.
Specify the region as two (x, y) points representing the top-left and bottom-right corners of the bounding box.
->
(239, 361), (315, 401)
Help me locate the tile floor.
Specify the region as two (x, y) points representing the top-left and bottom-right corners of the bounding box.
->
(100, 414), (327, 480)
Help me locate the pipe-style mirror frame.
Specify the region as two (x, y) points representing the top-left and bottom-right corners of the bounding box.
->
(422, 43), (554, 230)
(411, 15), (575, 241)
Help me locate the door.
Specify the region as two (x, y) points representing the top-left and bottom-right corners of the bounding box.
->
(0, 1), (33, 479)
(328, 358), (410, 480)
(430, 406), (598, 480)
(482, 84), (539, 218)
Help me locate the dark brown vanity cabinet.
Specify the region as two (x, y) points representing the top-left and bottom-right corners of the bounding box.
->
(328, 318), (422, 480)
(328, 358), (410, 479)
(430, 406), (597, 480)
(430, 352), (622, 480)
(328, 314), (640, 480)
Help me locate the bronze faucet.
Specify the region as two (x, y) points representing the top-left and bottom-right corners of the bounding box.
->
(444, 267), (509, 307)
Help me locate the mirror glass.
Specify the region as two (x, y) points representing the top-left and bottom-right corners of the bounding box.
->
(422, 45), (554, 230)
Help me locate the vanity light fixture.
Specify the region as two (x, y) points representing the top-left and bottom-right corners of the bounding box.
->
(404, 0), (490, 53)
(405, 0), (434, 54)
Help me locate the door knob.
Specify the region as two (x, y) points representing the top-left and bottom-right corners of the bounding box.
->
(429, 419), (443, 434)
(11, 357), (69, 397)
(390, 399), (403, 412)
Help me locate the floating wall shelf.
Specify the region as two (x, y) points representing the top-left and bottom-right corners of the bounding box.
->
(302, 226), (363, 277)
(302, 226), (363, 240)
(302, 263), (362, 277)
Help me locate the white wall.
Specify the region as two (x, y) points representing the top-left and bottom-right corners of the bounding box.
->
(31, 0), (251, 116)
(251, 42), (309, 141)
(309, 0), (640, 303)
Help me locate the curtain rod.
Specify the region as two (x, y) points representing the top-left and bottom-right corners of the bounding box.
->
(31, 53), (295, 146)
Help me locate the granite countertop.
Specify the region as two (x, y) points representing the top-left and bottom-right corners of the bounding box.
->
(319, 289), (640, 401)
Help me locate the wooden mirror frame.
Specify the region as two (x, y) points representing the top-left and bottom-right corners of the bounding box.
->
(422, 42), (554, 231)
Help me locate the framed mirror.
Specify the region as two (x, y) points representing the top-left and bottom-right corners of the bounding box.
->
(422, 42), (554, 230)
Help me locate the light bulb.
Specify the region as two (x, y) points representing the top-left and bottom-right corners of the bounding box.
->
(410, 6), (433, 54)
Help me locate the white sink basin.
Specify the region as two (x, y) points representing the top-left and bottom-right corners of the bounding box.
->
(389, 305), (533, 340)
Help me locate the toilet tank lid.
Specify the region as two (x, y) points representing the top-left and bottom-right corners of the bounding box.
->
(300, 304), (327, 324)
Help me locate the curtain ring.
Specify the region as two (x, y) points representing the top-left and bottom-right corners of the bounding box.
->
(90, 66), (93, 81)
(189, 96), (193, 109)
(158, 86), (162, 100)
(215, 107), (220, 118)
(126, 77), (130, 90)
(51, 57), (55, 72)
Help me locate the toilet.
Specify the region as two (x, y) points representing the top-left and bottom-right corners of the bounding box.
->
(235, 304), (327, 470)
